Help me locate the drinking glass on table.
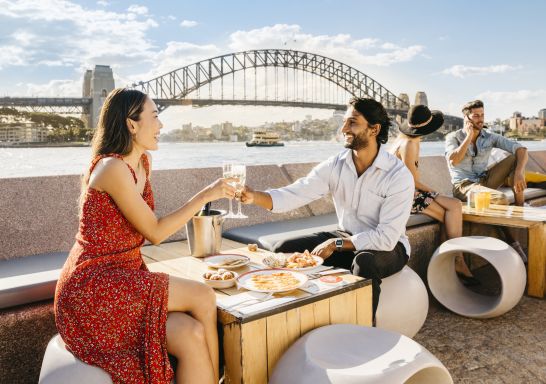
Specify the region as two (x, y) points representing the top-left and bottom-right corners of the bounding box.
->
(222, 162), (238, 218)
(231, 164), (248, 219)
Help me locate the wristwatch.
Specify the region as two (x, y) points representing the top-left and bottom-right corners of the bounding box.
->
(335, 238), (344, 252)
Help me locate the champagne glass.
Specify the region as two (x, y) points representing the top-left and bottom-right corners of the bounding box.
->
(231, 164), (248, 219)
(222, 162), (238, 218)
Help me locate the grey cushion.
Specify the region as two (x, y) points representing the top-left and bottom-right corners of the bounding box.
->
(498, 187), (546, 204)
(223, 213), (435, 252)
(0, 252), (67, 309)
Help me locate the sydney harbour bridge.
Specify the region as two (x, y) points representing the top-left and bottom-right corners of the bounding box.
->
(0, 49), (463, 130)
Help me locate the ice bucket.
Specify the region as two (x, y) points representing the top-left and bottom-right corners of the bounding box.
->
(185, 209), (225, 257)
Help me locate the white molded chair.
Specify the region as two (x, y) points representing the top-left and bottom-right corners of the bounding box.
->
(39, 334), (112, 384)
(269, 324), (453, 384)
(376, 266), (429, 338)
(428, 236), (526, 318)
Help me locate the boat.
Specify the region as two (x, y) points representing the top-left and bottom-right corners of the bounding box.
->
(246, 130), (284, 147)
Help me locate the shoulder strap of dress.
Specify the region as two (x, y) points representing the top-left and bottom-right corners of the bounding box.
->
(141, 153), (150, 179)
(89, 153), (138, 183)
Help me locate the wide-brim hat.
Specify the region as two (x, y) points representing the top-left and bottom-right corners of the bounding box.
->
(399, 104), (444, 137)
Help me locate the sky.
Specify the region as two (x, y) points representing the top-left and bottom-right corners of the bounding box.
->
(0, 0), (545, 131)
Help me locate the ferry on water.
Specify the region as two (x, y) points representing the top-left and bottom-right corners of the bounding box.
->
(246, 130), (284, 147)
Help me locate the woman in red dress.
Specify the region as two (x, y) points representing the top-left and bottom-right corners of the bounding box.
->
(54, 88), (235, 384)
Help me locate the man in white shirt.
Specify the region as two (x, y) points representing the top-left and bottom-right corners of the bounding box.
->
(241, 97), (414, 321)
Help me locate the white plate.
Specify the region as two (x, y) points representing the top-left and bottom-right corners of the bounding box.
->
(202, 271), (238, 289)
(263, 254), (324, 271)
(204, 254), (250, 269)
(237, 269), (308, 293)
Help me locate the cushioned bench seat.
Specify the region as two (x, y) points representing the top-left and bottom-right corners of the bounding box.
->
(498, 187), (546, 204)
(222, 212), (435, 251)
(0, 252), (67, 309)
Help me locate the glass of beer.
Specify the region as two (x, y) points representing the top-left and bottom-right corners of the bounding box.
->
(475, 191), (491, 212)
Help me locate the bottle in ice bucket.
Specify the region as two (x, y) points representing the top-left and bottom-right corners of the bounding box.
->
(198, 202), (212, 216)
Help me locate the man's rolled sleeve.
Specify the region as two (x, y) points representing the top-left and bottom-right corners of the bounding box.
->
(493, 133), (523, 155)
(268, 160), (332, 213)
(349, 168), (414, 252)
(445, 132), (459, 161)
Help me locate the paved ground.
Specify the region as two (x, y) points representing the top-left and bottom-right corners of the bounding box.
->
(414, 265), (546, 384)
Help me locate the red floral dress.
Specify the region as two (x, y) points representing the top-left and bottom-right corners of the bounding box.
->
(54, 153), (174, 384)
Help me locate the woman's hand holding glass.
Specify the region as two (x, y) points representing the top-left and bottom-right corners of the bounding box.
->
(205, 178), (237, 202)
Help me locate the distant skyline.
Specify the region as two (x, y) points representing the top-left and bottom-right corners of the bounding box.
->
(1, 0), (545, 130)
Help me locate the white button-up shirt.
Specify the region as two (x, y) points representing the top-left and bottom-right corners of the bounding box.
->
(268, 147), (414, 256)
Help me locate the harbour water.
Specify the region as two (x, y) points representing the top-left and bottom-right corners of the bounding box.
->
(1, 140), (545, 178)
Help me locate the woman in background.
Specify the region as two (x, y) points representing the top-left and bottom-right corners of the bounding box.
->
(390, 105), (478, 285)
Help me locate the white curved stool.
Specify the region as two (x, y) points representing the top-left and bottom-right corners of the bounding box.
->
(39, 334), (112, 384)
(269, 324), (453, 384)
(376, 266), (429, 338)
(428, 236), (526, 318)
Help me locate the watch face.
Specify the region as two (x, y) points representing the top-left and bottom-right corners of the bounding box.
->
(335, 239), (343, 247)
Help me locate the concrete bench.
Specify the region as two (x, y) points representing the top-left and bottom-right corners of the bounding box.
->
(0, 252), (67, 309)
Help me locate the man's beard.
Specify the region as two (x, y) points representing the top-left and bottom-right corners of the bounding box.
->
(344, 134), (369, 150)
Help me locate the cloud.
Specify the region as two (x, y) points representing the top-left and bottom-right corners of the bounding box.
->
(0, 45), (30, 69)
(0, 0), (159, 72)
(24, 79), (81, 97)
(127, 4), (148, 15)
(97, 0), (108, 6)
(476, 89), (546, 103)
(180, 19), (198, 28)
(228, 24), (424, 67)
(11, 30), (38, 46)
(442, 64), (519, 78)
(474, 89), (546, 118)
(130, 41), (221, 82)
(36, 60), (71, 66)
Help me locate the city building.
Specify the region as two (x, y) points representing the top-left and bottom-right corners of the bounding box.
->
(508, 111), (546, 135)
(221, 122), (233, 136)
(0, 122), (48, 143)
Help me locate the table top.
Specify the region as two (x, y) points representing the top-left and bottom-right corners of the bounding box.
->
(141, 238), (370, 325)
(462, 204), (546, 226)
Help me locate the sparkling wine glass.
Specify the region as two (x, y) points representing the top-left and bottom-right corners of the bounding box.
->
(231, 164), (248, 219)
(222, 162), (238, 218)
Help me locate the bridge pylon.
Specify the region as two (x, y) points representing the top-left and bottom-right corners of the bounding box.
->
(82, 65), (115, 128)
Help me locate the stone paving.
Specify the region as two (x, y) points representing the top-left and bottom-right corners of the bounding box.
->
(414, 265), (546, 384)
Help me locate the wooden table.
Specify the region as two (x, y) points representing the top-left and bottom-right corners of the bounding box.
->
(462, 204), (546, 298)
(141, 238), (372, 384)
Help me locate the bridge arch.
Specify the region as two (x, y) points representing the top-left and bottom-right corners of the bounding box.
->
(131, 49), (409, 113)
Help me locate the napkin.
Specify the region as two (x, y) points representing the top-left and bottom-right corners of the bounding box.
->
(299, 279), (347, 294)
(217, 291), (297, 314)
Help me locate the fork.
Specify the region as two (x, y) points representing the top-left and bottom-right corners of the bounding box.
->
(223, 293), (275, 310)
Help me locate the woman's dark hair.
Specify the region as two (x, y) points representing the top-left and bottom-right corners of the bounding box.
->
(80, 88), (148, 213)
(462, 99), (484, 116)
(91, 88), (148, 157)
(348, 97), (391, 146)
